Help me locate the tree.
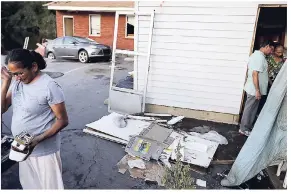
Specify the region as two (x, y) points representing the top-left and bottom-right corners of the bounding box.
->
(1, 1), (56, 52)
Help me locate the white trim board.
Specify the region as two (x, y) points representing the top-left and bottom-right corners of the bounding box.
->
(48, 6), (134, 12)
(63, 15), (74, 36)
(133, 1), (139, 90)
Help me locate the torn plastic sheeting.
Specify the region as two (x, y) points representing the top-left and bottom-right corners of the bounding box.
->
(188, 130), (228, 145)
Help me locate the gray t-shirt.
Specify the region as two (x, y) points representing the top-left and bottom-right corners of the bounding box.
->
(10, 73), (65, 157)
(244, 50), (269, 96)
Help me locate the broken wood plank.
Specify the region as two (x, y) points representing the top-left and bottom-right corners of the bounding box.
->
(170, 160), (207, 175)
(167, 116), (185, 125)
(83, 127), (128, 145)
(127, 115), (156, 121)
(210, 160), (235, 165)
(144, 113), (172, 117)
(155, 120), (168, 123)
(190, 166), (207, 175)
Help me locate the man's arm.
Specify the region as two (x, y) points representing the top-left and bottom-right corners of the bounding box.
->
(30, 102), (69, 147)
(252, 71), (261, 100)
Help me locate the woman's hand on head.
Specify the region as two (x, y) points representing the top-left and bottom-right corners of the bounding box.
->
(1, 66), (12, 83)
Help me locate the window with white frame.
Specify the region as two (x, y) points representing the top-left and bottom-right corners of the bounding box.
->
(126, 15), (134, 38)
(89, 15), (101, 36)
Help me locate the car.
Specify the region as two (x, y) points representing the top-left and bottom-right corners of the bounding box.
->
(45, 36), (112, 63)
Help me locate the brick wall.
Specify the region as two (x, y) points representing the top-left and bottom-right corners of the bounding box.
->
(56, 11), (133, 50)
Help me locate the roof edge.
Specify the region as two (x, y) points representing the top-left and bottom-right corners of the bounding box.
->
(47, 5), (134, 12)
(42, 1), (57, 7)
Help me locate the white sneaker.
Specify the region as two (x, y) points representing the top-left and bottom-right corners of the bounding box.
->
(239, 129), (250, 137)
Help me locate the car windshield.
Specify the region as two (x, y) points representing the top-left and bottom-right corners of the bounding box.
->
(73, 37), (95, 43)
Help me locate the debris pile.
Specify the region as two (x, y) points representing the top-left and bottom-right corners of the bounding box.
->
(83, 112), (228, 187)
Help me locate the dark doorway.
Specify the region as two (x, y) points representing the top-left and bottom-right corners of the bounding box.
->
(239, 6), (287, 123)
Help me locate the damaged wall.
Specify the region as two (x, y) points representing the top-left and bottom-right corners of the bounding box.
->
(136, 1), (265, 117)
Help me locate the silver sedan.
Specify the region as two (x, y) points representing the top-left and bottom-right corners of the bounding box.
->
(45, 36), (112, 63)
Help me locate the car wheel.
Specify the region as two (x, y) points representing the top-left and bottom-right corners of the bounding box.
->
(47, 52), (55, 59)
(104, 56), (111, 62)
(78, 50), (89, 63)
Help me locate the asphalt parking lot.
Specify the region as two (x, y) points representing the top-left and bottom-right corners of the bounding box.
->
(1, 55), (158, 189)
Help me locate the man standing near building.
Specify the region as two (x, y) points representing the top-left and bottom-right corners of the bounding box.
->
(239, 40), (274, 136)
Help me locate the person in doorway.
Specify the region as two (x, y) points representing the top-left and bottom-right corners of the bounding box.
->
(257, 44), (286, 114)
(239, 40), (274, 137)
(1, 49), (69, 189)
(267, 44), (286, 85)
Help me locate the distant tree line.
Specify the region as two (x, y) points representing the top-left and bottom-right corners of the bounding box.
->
(1, 1), (56, 53)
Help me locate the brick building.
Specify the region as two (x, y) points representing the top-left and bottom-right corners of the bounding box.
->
(45, 1), (134, 50)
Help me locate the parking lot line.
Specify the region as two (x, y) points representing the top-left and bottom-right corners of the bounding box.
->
(64, 63), (97, 75)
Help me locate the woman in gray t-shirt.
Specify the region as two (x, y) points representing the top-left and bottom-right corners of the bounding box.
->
(1, 48), (69, 189)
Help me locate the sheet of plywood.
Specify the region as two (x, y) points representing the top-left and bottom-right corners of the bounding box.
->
(85, 113), (152, 142)
(83, 127), (128, 145)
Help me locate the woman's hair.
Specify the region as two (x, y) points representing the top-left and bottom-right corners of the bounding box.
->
(5, 48), (47, 70)
(274, 43), (284, 51)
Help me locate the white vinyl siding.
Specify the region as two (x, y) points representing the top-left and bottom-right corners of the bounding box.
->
(89, 14), (101, 36)
(136, 1), (260, 115)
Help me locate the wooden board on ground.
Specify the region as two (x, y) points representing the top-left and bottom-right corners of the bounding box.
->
(83, 127), (128, 145)
(85, 112), (152, 142)
(210, 160), (235, 165)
